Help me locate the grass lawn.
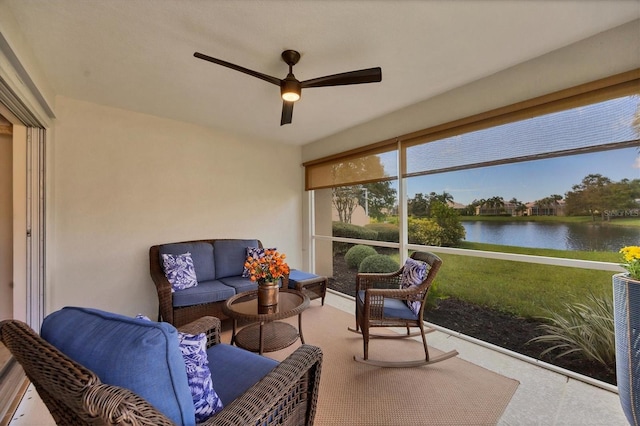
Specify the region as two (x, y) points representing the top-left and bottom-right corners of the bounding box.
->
(427, 242), (619, 319)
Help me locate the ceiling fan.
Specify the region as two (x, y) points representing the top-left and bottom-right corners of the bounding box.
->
(193, 50), (382, 125)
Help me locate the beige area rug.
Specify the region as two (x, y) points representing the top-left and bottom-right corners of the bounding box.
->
(221, 304), (519, 426)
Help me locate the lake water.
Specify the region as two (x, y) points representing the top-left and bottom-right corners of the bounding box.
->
(461, 221), (640, 252)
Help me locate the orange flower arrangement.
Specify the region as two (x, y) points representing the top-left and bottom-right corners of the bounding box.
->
(245, 249), (290, 285)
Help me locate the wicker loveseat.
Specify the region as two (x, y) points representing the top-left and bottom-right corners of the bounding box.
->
(0, 307), (322, 426)
(150, 238), (283, 327)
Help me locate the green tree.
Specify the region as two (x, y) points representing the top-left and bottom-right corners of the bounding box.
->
(483, 196), (505, 215)
(425, 191), (454, 216)
(465, 199), (485, 216)
(359, 181), (397, 221)
(429, 191), (454, 204)
(408, 193), (429, 217)
(508, 197), (527, 216)
(564, 174), (634, 221)
(534, 195), (562, 216)
(429, 200), (466, 247)
(331, 155), (387, 223)
(333, 185), (362, 223)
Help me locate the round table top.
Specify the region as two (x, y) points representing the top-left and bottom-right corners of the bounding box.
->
(223, 288), (309, 322)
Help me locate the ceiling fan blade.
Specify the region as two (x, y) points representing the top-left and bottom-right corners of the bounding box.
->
(281, 101), (294, 126)
(194, 52), (281, 86)
(301, 67), (382, 88)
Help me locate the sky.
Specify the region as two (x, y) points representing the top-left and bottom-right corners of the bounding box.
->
(407, 147), (640, 205)
(396, 95), (640, 205)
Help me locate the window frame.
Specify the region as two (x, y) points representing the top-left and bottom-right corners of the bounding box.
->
(306, 69), (638, 272)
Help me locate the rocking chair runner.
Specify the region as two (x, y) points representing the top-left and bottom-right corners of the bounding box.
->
(348, 251), (458, 367)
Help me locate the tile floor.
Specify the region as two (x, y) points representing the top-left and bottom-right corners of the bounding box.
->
(8, 290), (629, 425)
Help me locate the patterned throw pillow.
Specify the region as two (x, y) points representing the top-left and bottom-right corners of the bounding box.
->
(135, 315), (223, 422)
(242, 247), (277, 277)
(399, 257), (428, 315)
(178, 331), (224, 422)
(162, 252), (198, 292)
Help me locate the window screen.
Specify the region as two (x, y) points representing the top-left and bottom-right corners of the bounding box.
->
(404, 94), (639, 178)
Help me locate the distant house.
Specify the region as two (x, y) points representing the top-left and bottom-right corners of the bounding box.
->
(526, 200), (566, 216)
(448, 201), (467, 211)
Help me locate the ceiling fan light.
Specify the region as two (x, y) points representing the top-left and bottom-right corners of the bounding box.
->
(281, 78), (301, 102)
(282, 91), (300, 102)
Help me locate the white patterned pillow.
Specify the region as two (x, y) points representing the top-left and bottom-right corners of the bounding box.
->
(242, 247), (277, 277)
(178, 331), (224, 422)
(134, 315), (224, 422)
(399, 258), (428, 315)
(162, 252), (198, 292)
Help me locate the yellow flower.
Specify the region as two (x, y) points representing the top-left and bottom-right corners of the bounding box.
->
(620, 246), (640, 280)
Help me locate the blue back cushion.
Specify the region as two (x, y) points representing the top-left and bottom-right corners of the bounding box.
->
(41, 307), (195, 426)
(159, 242), (216, 282)
(214, 239), (259, 279)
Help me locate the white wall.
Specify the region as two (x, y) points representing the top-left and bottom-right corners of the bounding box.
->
(0, 130), (12, 320)
(302, 20), (640, 162)
(48, 97), (303, 317)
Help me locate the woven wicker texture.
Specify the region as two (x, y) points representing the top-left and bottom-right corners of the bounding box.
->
(224, 289), (309, 354)
(613, 273), (640, 426)
(254, 304), (520, 426)
(354, 251), (444, 363)
(149, 239), (266, 327)
(1, 316), (322, 425)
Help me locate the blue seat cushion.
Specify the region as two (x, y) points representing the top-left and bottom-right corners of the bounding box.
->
(207, 343), (278, 406)
(214, 240), (259, 279)
(288, 270), (321, 288)
(357, 290), (419, 320)
(41, 307), (195, 426)
(218, 276), (258, 294)
(172, 280), (236, 308)
(160, 242), (216, 282)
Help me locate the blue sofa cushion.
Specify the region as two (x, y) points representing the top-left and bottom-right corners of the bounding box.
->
(160, 242), (216, 282)
(214, 240), (259, 279)
(162, 252), (198, 292)
(172, 280), (236, 308)
(218, 276), (258, 294)
(207, 343), (278, 406)
(357, 290), (418, 320)
(288, 270), (321, 288)
(41, 307), (195, 426)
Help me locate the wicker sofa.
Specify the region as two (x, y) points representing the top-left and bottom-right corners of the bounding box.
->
(0, 307), (322, 426)
(150, 238), (281, 327)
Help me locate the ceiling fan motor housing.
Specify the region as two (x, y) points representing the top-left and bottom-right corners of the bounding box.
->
(281, 74), (301, 101)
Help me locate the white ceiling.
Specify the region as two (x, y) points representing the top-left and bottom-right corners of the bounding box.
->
(4, 0), (640, 146)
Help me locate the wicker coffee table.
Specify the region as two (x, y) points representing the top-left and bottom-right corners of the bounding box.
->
(223, 289), (310, 355)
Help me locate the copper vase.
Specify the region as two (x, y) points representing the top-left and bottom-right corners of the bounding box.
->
(258, 281), (279, 307)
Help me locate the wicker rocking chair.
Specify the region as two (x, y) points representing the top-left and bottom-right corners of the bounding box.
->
(348, 251), (458, 367)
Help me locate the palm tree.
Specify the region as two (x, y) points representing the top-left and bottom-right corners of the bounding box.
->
(430, 191), (454, 205)
(486, 196), (505, 215)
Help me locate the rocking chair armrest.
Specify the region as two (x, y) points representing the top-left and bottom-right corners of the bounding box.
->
(363, 286), (420, 302)
(177, 316), (221, 347)
(356, 269), (403, 291)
